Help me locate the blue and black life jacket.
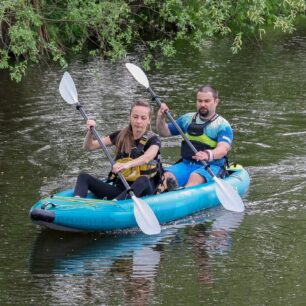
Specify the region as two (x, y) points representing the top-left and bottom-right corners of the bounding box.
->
(181, 113), (219, 161)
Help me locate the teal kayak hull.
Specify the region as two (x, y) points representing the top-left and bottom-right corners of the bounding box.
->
(29, 167), (250, 233)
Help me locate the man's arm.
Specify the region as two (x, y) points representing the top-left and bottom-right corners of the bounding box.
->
(156, 103), (172, 137)
(192, 142), (231, 162)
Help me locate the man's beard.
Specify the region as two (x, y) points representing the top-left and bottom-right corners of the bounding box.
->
(199, 107), (209, 117)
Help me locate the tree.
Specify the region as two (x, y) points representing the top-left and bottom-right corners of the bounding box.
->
(1, 0), (305, 82)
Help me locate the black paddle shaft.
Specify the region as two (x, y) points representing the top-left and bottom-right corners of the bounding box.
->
(76, 104), (133, 192)
(147, 87), (215, 178)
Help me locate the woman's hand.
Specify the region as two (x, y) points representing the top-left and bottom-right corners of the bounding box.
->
(86, 119), (96, 130)
(112, 161), (132, 174)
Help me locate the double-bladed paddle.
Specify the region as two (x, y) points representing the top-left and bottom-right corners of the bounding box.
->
(125, 63), (245, 213)
(59, 72), (161, 235)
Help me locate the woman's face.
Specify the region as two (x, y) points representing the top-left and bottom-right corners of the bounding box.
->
(130, 105), (151, 136)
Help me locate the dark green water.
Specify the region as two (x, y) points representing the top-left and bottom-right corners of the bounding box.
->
(1, 30), (306, 305)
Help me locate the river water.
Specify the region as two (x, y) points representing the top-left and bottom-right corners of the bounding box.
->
(1, 29), (306, 305)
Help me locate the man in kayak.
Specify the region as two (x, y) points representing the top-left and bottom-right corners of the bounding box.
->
(73, 99), (162, 199)
(156, 85), (233, 191)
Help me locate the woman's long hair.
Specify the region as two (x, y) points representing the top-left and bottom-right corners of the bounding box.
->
(115, 100), (152, 156)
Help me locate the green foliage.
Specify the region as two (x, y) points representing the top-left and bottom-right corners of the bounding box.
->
(0, 0), (305, 81)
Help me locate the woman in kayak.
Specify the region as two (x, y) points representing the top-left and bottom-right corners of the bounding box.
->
(73, 99), (162, 200)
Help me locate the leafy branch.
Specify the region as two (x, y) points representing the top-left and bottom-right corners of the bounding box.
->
(0, 0), (305, 82)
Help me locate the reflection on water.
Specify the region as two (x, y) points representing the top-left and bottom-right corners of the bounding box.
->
(28, 209), (244, 304)
(29, 209), (244, 275)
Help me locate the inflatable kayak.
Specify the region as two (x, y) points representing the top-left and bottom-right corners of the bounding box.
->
(29, 165), (250, 233)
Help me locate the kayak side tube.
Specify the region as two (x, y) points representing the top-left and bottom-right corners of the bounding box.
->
(29, 167), (250, 232)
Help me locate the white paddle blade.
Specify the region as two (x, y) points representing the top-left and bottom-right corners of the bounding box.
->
(214, 177), (245, 212)
(132, 196), (161, 235)
(125, 63), (150, 89)
(59, 72), (78, 105)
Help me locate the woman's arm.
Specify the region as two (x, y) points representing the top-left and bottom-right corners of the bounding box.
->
(82, 119), (112, 151)
(112, 145), (160, 173)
